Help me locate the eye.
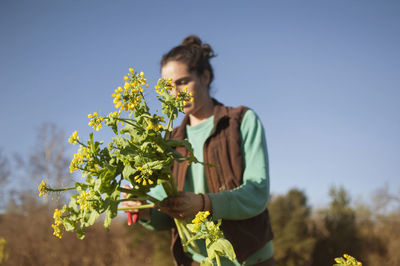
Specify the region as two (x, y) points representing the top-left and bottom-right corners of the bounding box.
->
(175, 78), (190, 86)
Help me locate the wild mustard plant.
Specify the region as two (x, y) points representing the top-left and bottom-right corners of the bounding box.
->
(38, 68), (201, 248)
(0, 238), (8, 264)
(186, 211), (236, 266)
(334, 254), (362, 266)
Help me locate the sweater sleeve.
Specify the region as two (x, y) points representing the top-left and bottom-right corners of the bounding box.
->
(208, 109), (270, 220)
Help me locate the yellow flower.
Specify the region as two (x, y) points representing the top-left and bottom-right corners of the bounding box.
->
(77, 191), (90, 210)
(69, 146), (89, 173)
(139, 71), (144, 77)
(88, 112), (103, 131)
(52, 224), (63, 239)
(192, 211), (210, 224)
(113, 95), (121, 103)
(335, 254), (362, 266)
(129, 68), (134, 73)
(115, 101), (122, 109)
(38, 180), (48, 197)
(52, 207), (66, 239)
(68, 131), (79, 145)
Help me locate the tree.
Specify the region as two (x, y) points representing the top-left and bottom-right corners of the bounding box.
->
(27, 123), (72, 187)
(0, 149), (11, 211)
(357, 185), (400, 265)
(312, 185), (362, 266)
(269, 188), (316, 266)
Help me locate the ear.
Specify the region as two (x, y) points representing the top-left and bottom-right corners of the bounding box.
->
(201, 70), (211, 87)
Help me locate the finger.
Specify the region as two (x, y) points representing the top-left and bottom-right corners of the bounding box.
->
(157, 206), (181, 219)
(162, 197), (185, 210)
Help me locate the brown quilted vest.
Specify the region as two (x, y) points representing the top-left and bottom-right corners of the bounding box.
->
(170, 99), (274, 265)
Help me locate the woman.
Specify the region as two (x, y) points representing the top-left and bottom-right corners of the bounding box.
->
(123, 35), (274, 266)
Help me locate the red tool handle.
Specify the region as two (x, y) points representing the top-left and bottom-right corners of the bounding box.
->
(125, 211), (139, 226)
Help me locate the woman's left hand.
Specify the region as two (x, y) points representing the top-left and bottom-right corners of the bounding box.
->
(157, 192), (204, 220)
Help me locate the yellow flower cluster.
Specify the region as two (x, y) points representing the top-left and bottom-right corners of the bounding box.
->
(146, 122), (162, 131)
(69, 146), (91, 173)
(133, 166), (154, 186)
(108, 110), (124, 126)
(335, 254), (362, 266)
(68, 131), (80, 145)
(187, 211), (211, 233)
(113, 69), (148, 111)
(155, 78), (174, 95)
(88, 112), (103, 131)
(38, 180), (48, 197)
(192, 211), (210, 225)
(77, 191), (90, 210)
(176, 86), (194, 105)
(52, 207), (65, 239)
(146, 115), (165, 131)
(70, 153), (83, 173)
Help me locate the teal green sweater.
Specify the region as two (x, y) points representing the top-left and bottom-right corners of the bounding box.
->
(142, 109), (273, 265)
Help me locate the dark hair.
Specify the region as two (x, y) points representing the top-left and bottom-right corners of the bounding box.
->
(161, 35), (216, 88)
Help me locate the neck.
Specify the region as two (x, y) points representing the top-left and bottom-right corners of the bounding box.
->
(189, 98), (214, 127)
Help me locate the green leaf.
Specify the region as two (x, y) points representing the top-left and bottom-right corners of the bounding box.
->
(207, 239), (236, 262)
(75, 182), (88, 193)
(77, 227), (86, 240)
(84, 209), (100, 227)
(69, 196), (79, 213)
(104, 208), (113, 228)
(63, 218), (76, 231)
(143, 160), (165, 170)
(94, 177), (102, 192)
(122, 164), (136, 179)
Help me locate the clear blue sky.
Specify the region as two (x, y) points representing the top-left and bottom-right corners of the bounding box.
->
(1, 0), (399, 208)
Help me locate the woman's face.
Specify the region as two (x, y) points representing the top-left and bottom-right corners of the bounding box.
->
(161, 60), (211, 116)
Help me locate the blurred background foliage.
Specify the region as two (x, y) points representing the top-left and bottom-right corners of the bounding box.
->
(0, 123), (399, 265)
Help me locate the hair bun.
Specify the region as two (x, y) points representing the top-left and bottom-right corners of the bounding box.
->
(161, 34), (216, 87)
(181, 35), (215, 59)
(201, 43), (214, 59)
(181, 35), (202, 47)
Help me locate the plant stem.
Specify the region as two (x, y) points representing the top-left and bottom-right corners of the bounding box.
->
(216, 255), (221, 266)
(175, 219), (200, 253)
(174, 218), (188, 252)
(116, 118), (137, 128)
(47, 186), (76, 193)
(118, 203), (154, 211)
(117, 187), (161, 204)
(169, 177), (178, 195)
(162, 182), (173, 196)
(164, 108), (176, 140)
(118, 197), (148, 202)
(76, 140), (88, 147)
